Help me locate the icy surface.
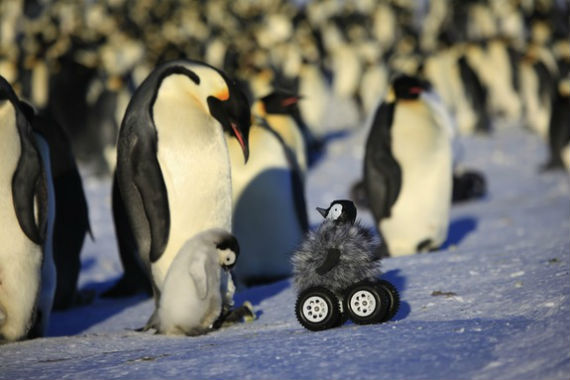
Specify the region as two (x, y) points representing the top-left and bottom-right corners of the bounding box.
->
(1, 125), (569, 380)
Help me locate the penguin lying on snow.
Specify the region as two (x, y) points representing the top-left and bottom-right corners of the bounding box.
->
(292, 200), (382, 294)
(154, 229), (254, 336)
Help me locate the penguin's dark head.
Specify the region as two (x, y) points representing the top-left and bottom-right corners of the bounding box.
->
(316, 199), (357, 225)
(207, 77), (251, 163)
(216, 233), (240, 271)
(392, 75), (431, 100)
(260, 90), (302, 115)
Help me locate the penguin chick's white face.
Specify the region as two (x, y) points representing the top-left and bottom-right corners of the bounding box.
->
(218, 248), (237, 270)
(328, 204), (343, 221)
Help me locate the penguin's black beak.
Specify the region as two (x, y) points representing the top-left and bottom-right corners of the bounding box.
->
(230, 121), (249, 163)
(316, 207), (328, 218)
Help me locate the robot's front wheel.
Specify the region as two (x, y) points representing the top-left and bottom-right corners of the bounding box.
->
(344, 282), (389, 324)
(295, 287), (341, 331)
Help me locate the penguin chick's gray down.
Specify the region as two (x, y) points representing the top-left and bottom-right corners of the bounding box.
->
(156, 228), (240, 336)
(292, 200), (382, 294)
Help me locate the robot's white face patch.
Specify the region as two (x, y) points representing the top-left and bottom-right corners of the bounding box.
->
(328, 204), (343, 220)
(219, 249), (236, 268)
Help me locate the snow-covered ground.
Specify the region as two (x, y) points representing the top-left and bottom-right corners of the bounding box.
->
(1, 121), (569, 380)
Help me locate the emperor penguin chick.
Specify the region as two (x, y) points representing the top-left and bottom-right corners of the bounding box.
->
(157, 229), (239, 336)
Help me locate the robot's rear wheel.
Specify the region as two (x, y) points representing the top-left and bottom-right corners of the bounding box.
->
(344, 281), (389, 324)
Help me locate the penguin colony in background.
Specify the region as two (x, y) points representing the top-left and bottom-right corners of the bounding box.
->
(1, 0), (569, 341)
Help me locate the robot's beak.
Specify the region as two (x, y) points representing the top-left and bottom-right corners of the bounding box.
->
(316, 207), (328, 218)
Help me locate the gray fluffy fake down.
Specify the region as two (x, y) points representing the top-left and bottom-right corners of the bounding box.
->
(291, 220), (383, 294)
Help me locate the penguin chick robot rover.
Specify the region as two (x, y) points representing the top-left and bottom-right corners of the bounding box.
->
(292, 200), (400, 331)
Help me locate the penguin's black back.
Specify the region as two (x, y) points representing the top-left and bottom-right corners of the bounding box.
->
(20, 105), (92, 309)
(363, 101), (402, 222)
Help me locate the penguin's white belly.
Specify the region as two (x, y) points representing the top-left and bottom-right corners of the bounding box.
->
(228, 126), (303, 283)
(299, 65), (329, 136)
(159, 262), (222, 335)
(380, 101), (452, 256)
(0, 105), (42, 341)
(360, 64), (388, 116)
(265, 115), (307, 174)
(152, 94), (232, 289)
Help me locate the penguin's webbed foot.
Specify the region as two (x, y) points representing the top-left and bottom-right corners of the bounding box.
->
(213, 301), (255, 329)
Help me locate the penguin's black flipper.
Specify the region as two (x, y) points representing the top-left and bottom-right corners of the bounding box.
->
(12, 103), (47, 245)
(103, 174), (153, 298)
(364, 102), (402, 221)
(316, 248), (341, 275)
(128, 132), (170, 264)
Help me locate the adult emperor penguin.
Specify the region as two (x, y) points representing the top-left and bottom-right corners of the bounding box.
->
(156, 228), (242, 336)
(257, 90), (309, 174)
(228, 95), (309, 287)
(363, 75), (453, 256)
(114, 60), (250, 306)
(0, 76), (56, 342)
(19, 102), (92, 310)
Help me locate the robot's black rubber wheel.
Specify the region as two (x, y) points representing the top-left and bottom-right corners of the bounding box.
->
(295, 287), (341, 331)
(343, 281), (389, 325)
(376, 280), (400, 321)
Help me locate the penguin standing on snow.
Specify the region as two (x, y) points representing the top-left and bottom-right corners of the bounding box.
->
(18, 102), (92, 310)
(156, 228), (253, 336)
(229, 93), (308, 287)
(113, 60), (250, 316)
(0, 76), (56, 342)
(543, 75), (570, 170)
(363, 75), (453, 256)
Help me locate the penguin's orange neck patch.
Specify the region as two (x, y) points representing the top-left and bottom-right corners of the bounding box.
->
(216, 88), (229, 101)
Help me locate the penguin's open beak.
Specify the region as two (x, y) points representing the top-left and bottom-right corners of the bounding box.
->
(316, 207), (328, 218)
(231, 121), (249, 163)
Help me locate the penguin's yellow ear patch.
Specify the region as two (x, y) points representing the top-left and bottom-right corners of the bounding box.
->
(216, 88), (229, 101)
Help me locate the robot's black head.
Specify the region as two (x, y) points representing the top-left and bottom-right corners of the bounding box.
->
(316, 199), (357, 225)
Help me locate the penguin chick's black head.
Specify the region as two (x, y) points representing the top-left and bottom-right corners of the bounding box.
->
(207, 78), (251, 163)
(260, 90), (302, 115)
(392, 75), (431, 100)
(316, 199), (357, 225)
(216, 233), (240, 270)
